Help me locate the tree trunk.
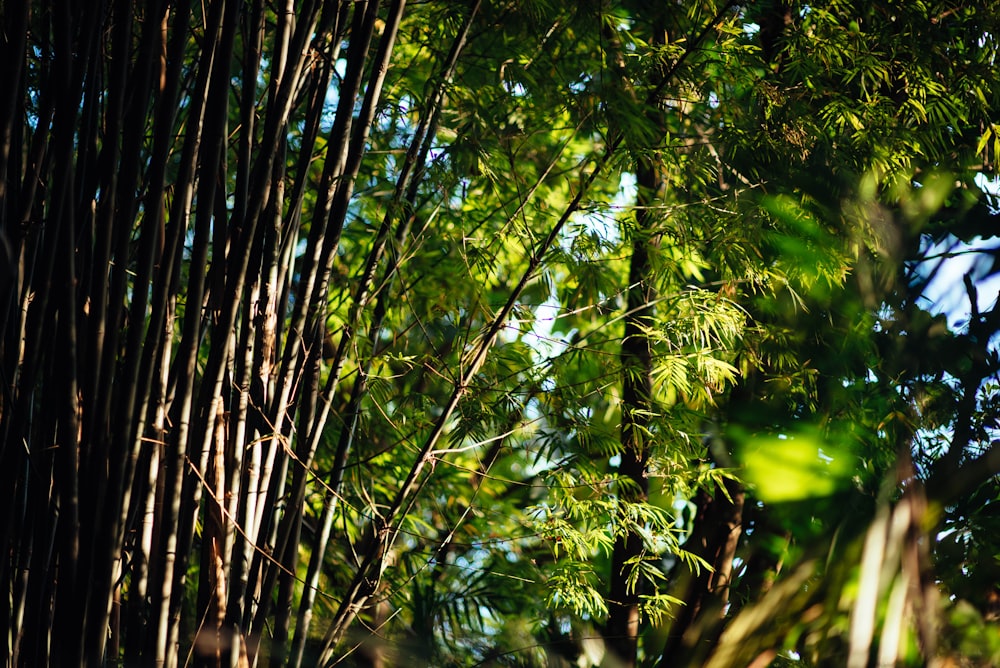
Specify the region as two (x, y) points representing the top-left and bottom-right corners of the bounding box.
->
(605, 11), (668, 666)
(606, 167), (660, 666)
(658, 478), (745, 667)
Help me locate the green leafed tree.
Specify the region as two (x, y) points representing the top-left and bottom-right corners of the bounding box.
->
(2, 1), (1000, 667)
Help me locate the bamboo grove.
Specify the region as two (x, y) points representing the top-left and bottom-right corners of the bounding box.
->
(3, 1), (1000, 666)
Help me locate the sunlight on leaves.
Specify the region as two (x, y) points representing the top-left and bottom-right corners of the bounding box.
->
(734, 427), (856, 503)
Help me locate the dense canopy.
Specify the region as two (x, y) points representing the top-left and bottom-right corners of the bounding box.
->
(2, 1), (1000, 666)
